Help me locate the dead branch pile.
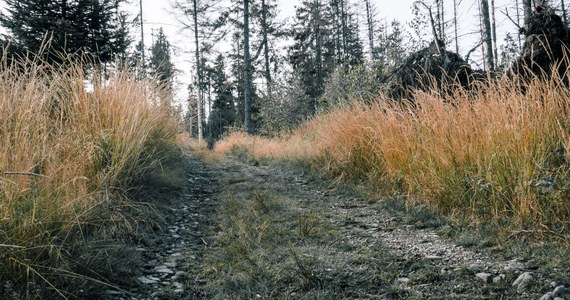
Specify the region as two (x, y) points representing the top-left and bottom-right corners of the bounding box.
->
(383, 40), (483, 100)
(509, 8), (569, 80)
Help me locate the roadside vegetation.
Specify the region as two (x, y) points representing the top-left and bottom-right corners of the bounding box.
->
(213, 72), (570, 242)
(0, 56), (181, 298)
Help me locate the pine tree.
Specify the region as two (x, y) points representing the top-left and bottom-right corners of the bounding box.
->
(149, 28), (175, 90)
(0, 0), (130, 63)
(289, 0), (333, 116)
(382, 20), (405, 67)
(208, 54), (236, 140)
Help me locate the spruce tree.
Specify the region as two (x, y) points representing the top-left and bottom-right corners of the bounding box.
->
(0, 0), (130, 63)
(149, 28), (175, 89)
(208, 54), (236, 140)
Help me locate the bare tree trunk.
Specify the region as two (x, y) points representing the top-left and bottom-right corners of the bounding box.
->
(515, 0), (522, 48)
(523, 0), (533, 22)
(313, 0), (322, 115)
(260, 0), (272, 97)
(480, 0), (495, 71)
(243, 0), (253, 134)
(491, 0), (499, 66)
(341, 0), (348, 62)
(439, 0), (445, 42)
(561, 0), (568, 25)
(139, 0), (146, 70)
(364, 0), (375, 60)
(453, 0), (459, 53)
(192, 0), (203, 141)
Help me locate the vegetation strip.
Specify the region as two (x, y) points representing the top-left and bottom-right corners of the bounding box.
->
(197, 156), (569, 299)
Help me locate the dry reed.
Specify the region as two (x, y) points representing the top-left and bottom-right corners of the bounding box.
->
(216, 72), (570, 237)
(0, 55), (179, 292)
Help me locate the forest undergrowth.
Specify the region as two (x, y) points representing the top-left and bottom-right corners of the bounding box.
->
(215, 71), (570, 243)
(0, 55), (181, 298)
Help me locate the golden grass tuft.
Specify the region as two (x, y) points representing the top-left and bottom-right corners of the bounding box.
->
(216, 73), (570, 237)
(213, 130), (313, 161)
(0, 56), (180, 292)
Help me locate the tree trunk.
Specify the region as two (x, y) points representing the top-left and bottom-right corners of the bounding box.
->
(313, 0), (322, 116)
(139, 0), (145, 68)
(364, 0), (375, 60)
(193, 0), (203, 141)
(341, 0), (348, 62)
(480, 0), (495, 71)
(260, 0), (272, 97)
(523, 0), (533, 22)
(490, 0), (498, 68)
(61, 0), (67, 19)
(562, 0), (568, 26)
(453, 0), (459, 53)
(434, 0), (444, 41)
(243, 0), (253, 133)
(515, 0), (522, 48)
(440, 0), (445, 42)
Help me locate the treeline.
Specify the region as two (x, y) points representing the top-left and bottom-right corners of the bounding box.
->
(178, 0), (570, 140)
(0, 0), (176, 96)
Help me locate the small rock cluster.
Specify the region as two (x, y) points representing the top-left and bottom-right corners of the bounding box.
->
(540, 284), (570, 300)
(473, 271), (570, 300)
(104, 161), (216, 300)
(133, 215), (191, 297)
(103, 203), (197, 299)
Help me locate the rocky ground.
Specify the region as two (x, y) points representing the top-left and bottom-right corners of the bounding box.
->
(98, 153), (569, 300)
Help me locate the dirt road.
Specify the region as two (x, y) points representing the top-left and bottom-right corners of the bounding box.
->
(102, 154), (567, 299)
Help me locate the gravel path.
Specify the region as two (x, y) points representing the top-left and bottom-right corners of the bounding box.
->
(101, 154), (568, 299)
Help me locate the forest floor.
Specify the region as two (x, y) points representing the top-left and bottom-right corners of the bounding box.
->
(94, 151), (569, 300)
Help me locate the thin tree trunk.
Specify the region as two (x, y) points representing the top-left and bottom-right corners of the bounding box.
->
(260, 0), (272, 97)
(364, 0), (375, 60)
(440, 0), (445, 42)
(313, 0), (322, 116)
(139, 0), (145, 68)
(332, 0), (341, 64)
(193, 0), (203, 140)
(523, 0), (533, 22)
(515, 0), (522, 48)
(562, 0), (568, 26)
(480, 0), (495, 71)
(453, 0), (459, 53)
(61, 0), (67, 19)
(490, 0), (498, 68)
(341, 0), (348, 62)
(243, 0), (253, 133)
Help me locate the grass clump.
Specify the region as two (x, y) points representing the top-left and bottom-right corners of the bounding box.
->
(203, 190), (396, 299)
(0, 56), (180, 297)
(215, 73), (570, 239)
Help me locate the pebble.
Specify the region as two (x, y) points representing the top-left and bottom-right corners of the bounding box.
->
(540, 292), (553, 300)
(154, 266), (174, 274)
(512, 272), (533, 292)
(492, 274), (505, 284)
(554, 286), (569, 297)
(475, 272), (493, 283)
(137, 276), (159, 284)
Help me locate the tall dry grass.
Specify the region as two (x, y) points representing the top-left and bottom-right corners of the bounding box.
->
(0, 56), (179, 293)
(217, 73), (570, 237)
